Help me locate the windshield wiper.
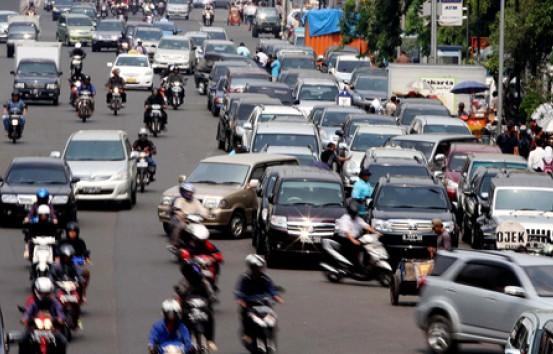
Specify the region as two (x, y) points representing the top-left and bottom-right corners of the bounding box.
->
(387, 205), (416, 208)
(320, 202), (343, 207)
(42, 181), (66, 184)
(16, 179), (36, 184)
(286, 202), (316, 206)
(192, 180), (217, 184)
(220, 181), (240, 185)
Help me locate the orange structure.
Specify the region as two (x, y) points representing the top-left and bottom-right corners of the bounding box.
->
(304, 21), (368, 57)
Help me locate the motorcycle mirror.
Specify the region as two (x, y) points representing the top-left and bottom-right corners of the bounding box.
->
(7, 330), (24, 344)
(178, 175), (187, 183)
(49, 151), (61, 158)
(130, 151), (139, 159)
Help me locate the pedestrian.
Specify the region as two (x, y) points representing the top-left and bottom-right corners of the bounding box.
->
(396, 51), (411, 64)
(528, 140), (546, 172)
(529, 118), (545, 146)
(517, 125), (531, 159)
(457, 102), (468, 120)
(432, 218), (452, 251)
(385, 96), (398, 116)
(543, 146), (553, 174)
(255, 49), (269, 69)
(496, 121), (519, 155)
(270, 55), (281, 82)
(320, 142), (349, 170)
(351, 169), (373, 218)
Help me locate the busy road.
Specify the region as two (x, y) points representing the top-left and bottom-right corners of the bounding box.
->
(0, 1), (506, 354)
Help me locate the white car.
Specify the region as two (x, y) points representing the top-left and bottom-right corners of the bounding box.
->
(167, 0), (190, 19)
(108, 54), (154, 90)
(331, 55), (371, 87)
(153, 36), (194, 73)
(292, 77), (340, 117)
(0, 11), (17, 43)
(242, 105), (306, 147)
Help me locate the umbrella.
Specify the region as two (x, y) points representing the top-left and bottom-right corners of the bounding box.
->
(450, 80), (489, 95)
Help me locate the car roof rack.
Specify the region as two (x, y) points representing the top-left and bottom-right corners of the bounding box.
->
(452, 249), (517, 263)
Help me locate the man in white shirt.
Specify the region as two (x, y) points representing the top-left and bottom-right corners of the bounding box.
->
(255, 49), (269, 68)
(528, 142), (546, 172)
(244, 1), (256, 28)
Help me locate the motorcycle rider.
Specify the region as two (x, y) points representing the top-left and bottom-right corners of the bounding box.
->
(237, 42), (250, 57)
(106, 68), (127, 104)
(52, 244), (85, 288)
(135, 39), (146, 55)
(24, 204), (60, 261)
(76, 75), (96, 111)
(132, 128), (157, 181)
(70, 42), (87, 60)
(144, 87), (168, 130)
(20, 277), (67, 354)
(2, 92), (27, 134)
(203, 3), (214, 24)
(148, 299), (192, 354)
(24, 189), (58, 225)
(235, 254), (283, 345)
(58, 222), (91, 302)
(162, 65), (186, 105)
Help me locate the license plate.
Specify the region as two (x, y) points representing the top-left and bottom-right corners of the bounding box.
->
(137, 161), (148, 168)
(402, 234), (422, 242)
(33, 89), (39, 96)
(60, 294), (78, 302)
(311, 236), (321, 243)
(126, 78), (138, 84)
(11, 119), (19, 126)
(81, 186), (101, 193)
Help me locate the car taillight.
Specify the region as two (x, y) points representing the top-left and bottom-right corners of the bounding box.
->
(418, 276), (427, 288)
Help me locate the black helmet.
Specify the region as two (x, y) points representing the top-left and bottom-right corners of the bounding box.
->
(66, 221), (80, 236)
(11, 92), (20, 99)
(346, 200), (359, 218)
(83, 75), (91, 83)
(59, 244), (76, 258)
(359, 169), (371, 178)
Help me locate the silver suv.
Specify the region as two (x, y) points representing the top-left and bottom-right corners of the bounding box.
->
(505, 310), (553, 354)
(416, 250), (553, 354)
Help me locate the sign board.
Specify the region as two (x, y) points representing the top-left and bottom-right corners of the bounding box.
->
(495, 221), (528, 250)
(337, 90), (352, 107)
(420, 77), (456, 112)
(438, 0), (464, 27)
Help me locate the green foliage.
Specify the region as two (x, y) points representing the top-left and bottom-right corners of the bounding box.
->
(520, 87), (546, 123)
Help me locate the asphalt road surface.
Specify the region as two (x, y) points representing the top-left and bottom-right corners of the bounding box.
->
(0, 2), (502, 353)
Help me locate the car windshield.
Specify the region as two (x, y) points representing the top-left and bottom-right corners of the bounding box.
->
(257, 9), (278, 20)
(424, 124), (470, 135)
(277, 181), (343, 207)
(524, 266), (553, 297)
(65, 140), (126, 161)
(205, 43), (235, 54)
(56, 0), (72, 4)
(188, 36), (206, 47)
(158, 38), (189, 50)
(7, 165), (67, 184)
(280, 73), (298, 87)
(281, 57), (314, 70)
(187, 162), (249, 185)
(322, 111), (354, 127)
(231, 76), (267, 88)
(155, 23), (175, 32)
(367, 165), (430, 185)
(136, 29), (162, 41)
(248, 87), (291, 103)
(258, 114), (303, 122)
(388, 140), (435, 160)
(470, 161), (527, 178)
(97, 21), (123, 31)
(494, 189), (553, 211)
(299, 85), (338, 101)
(170, 0), (187, 3)
(478, 175), (494, 197)
(9, 24), (35, 33)
(351, 133), (398, 151)
(237, 103), (260, 121)
(401, 106), (450, 125)
(376, 185), (448, 209)
(292, 154), (317, 166)
(447, 153), (467, 172)
(67, 17), (93, 26)
(355, 76), (387, 91)
(206, 31), (226, 40)
(337, 60), (370, 73)
(18, 62), (58, 76)
(253, 134), (317, 153)
(115, 56), (149, 67)
(73, 8), (96, 17)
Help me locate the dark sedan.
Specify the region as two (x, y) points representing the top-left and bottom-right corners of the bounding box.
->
(0, 157), (78, 225)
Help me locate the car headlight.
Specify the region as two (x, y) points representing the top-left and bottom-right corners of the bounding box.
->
(14, 82), (24, 89)
(344, 160), (360, 176)
(203, 197), (221, 209)
(111, 35), (119, 40)
(1, 194), (17, 203)
(161, 195), (174, 205)
(111, 169), (128, 181)
(51, 195), (69, 204)
(270, 215), (287, 229)
(443, 221), (455, 233)
(46, 83), (58, 90)
(372, 219), (392, 232)
(53, 7), (59, 11)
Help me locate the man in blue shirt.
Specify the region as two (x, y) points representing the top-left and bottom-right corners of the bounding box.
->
(351, 169), (373, 217)
(237, 42), (251, 57)
(148, 299), (192, 354)
(270, 55), (281, 82)
(2, 92), (27, 133)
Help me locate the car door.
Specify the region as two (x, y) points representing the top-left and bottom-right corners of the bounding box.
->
(124, 137), (136, 182)
(57, 16), (66, 40)
(242, 107), (258, 147)
(244, 163), (267, 221)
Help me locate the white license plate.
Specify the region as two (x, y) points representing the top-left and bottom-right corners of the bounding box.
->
(61, 294), (78, 302)
(11, 119), (19, 126)
(81, 187), (101, 193)
(137, 161), (148, 168)
(33, 89), (39, 96)
(402, 234), (422, 242)
(311, 236), (321, 243)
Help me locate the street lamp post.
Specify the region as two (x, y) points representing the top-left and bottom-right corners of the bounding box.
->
(430, 0), (437, 64)
(496, 0), (505, 135)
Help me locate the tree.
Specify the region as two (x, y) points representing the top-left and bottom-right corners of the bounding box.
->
(373, 0), (402, 63)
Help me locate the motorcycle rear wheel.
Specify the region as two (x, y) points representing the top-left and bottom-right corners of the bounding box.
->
(324, 270), (342, 283)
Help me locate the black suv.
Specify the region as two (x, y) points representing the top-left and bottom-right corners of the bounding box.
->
(368, 176), (456, 264)
(252, 7), (281, 38)
(255, 166), (346, 267)
(0, 157), (78, 224)
(360, 157), (431, 187)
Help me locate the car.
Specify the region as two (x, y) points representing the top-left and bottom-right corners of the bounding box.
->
(108, 54), (154, 90)
(474, 172), (553, 250)
(320, 46), (359, 73)
(0, 157), (78, 224)
(242, 105), (305, 145)
(264, 146), (319, 166)
(279, 53), (315, 71)
(361, 156), (432, 188)
(347, 71), (388, 111)
(197, 39), (237, 61)
(278, 68), (329, 88)
(363, 145), (427, 164)
(56, 13), (94, 46)
(243, 81), (293, 104)
(220, 67), (271, 93)
(248, 122), (321, 157)
(157, 154), (299, 237)
(315, 106), (365, 145)
(69, 5), (97, 26)
(183, 30), (208, 51)
(93, 19), (124, 52)
(200, 26), (228, 41)
(395, 102), (451, 128)
(207, 60), (254, 112)
(152, 36), (194, 73)
(416, 249), (553, 354)
(52, 0), (74, 21)
(212, 0), (231, 8)
(0, 11), (19, 43)
(341, 113), (397, 143)
(220, 92), (270, 124)
(342, 125), (405, 187)
(330, 55), (371, 86)
(386, 134), (479, 171)
(277, 45), (315, 60)
(194, 52), (247, 94)
(133, 26), (163, 58)
(56, 130), (137, 208)
(123, 21), (152, 47)
(506, 310), (553, 354)
(12, 56), (62, 105)
(255, 166), (346, 266)
(293, 77), (340, 116)
(251, 7), (281, 38)
(166, 0), (191, 19)
(192, 0), (211, 8)
(6, 19), (39, 58)
(408, 115), (471, 135)
(153, 20), (181, 37)
(368, 176), (456, 264)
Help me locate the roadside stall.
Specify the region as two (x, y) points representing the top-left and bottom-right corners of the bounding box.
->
(390, 258), (433, 306)
(450, 80), (490, 136)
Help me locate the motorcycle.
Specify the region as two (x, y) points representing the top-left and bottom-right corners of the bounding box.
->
(30, 237), (57, 280)
(136, 150), (152, 192)
(70, 56), (83, 77)
(26, 311), (59, 354)
(147, 104), (164, 137)
(159, 341), (187, 354)
(203, 10), (214, 26)
(242, 296), (279, 354)
(320, 234), (392, 286)
(7, 107), (23, 143)
(166, 80), (185, 109)
(69, 79), (82, 107)
(109, 86), (124, 115)
(55, 279), (81, 340)
(117, 41), (130, 55)
(76, 90), (94, 122)
(183, 296), (211, 354)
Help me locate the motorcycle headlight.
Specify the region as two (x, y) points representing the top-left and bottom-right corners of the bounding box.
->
(1, 194), (17, 203)
(51, 195), (69, 204)
(270, 215), (287, 229)
(372, 219), (392, 232)
(14, 82), (24, 89)
(111, 169), (128, 181)
(46, 83), (58, 90)
(443, 221), (455, 233)
(161, 195), (174, 205)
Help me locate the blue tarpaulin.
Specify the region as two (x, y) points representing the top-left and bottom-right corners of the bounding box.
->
(304, 9), (343, 37)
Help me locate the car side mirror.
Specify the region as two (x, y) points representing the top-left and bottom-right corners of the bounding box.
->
(10, 70), (15, 75)
(335, 129), (344, 137)
(107, 62), (113, 68)
(49, 151), (61, 158)
(71, 177), (80, 184)
(504, 286), (526, 298)
(365, 198), (372, 207)
(243, 122), (252, 130)
(178, 175), (187, 184)
(248, 179), (259, 189)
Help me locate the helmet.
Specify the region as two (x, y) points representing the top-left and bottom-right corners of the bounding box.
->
(75, 42), (82, 49)
(83, 75), (91, 83)
(317, 55), (324, 61)
(245, 254), (265, 270)
(66, 221), (80, 236)
(34, 277), (54, 300)
(59, 244), (76, 258)
(179, 182), (195, 195)
(37, 204), (50, 217)
(137, 39), (143, 44)
(112, 68), (120, 76)
(346, 199), (359, 218)
(139, 127), (148, 138)
(36, 188), (50, 204)
(161, 299), (181, 320)
(11, 92), (20, 100)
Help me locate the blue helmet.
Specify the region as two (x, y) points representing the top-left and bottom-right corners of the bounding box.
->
(36, 188), (49, 204)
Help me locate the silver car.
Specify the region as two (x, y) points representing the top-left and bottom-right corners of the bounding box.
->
(153, 36), (194, 73)
(55, 130), (137, 208)
(0, 11), (17, 43)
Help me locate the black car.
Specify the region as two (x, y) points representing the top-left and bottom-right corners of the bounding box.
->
(11, 59), (62, 105)
(255, 166), (346, 267)
(244, 81), (293, 105)
(0, 157), (78, 224)
(194, 52), (250, 94)
(52, 0), (74, 21)
(252, 7), (281, 38)
(368, 176), (457, 265)
(92, 19), (124, 52)
(342, 113), (397, 143)
(207, 60), (252, 111)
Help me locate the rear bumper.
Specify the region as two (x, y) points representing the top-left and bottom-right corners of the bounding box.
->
(15, 88), (59, 101)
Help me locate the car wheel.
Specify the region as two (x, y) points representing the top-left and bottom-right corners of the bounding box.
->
(52, 97), (59, 106)
(227, 211), (245, 239)
(426, 315), (458, 354)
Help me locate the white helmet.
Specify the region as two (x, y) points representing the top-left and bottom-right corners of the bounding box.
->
(34, 277), (54, 300)
(37, 204), (50, 216)
(138, 127), (149, 138)
(161, 299), (181, 320)
(75, 42), (82, 49)
(245, 254), (265, 269)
